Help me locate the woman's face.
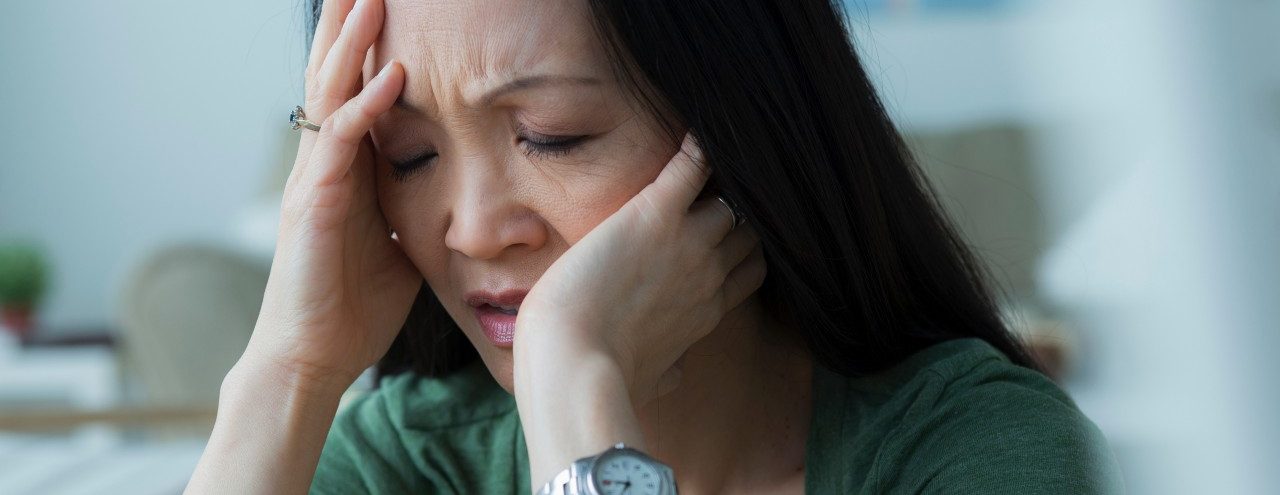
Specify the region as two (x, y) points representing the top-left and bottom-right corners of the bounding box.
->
(365, 0), (681, 391)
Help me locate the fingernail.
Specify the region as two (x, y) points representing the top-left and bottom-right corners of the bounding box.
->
(681, 132), (703, 160)
(375, 59), (397, 80)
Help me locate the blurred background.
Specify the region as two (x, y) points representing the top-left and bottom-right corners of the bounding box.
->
(1, 0), (1277, 493)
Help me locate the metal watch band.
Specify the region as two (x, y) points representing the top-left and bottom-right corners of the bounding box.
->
(538, 465), (574, 495)
(536, 443), (677, 495)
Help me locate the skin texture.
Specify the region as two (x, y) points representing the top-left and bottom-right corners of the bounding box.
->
(187, 0), (809, 493)
(364, 2), (811, 492)
(364, 3), (810, 491)
(365, 0), (680, 390)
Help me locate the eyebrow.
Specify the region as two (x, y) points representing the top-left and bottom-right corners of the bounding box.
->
(393, 74), (604, 115)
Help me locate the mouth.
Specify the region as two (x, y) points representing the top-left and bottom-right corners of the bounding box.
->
(464, 288), (528, 310)
(479, 303), (518, 315)
(465, 289), (528, 348)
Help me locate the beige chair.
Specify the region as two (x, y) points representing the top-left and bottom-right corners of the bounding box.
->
(117, 244), (269, 409)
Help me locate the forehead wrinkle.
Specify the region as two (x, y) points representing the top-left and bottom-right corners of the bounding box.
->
(377, 2), (461, 121)
(380, 0), (611, 121)
(458, 4), (561, 104)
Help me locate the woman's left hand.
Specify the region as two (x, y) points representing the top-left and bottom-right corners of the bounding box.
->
(514, 132), (766, 407)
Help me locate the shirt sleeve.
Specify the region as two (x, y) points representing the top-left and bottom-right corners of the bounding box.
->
(893, 372), (1127, 495)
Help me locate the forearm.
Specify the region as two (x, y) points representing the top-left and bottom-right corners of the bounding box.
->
(515, 342), (645, 494)
(185, 357), (351, 495)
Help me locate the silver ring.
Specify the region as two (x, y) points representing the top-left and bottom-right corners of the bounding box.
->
(289, 105), (321, 132)
(715, 196), (745, 230)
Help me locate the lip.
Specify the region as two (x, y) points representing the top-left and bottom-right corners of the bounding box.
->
(464, 289), (529, 309)
(465, 288), (528, 348)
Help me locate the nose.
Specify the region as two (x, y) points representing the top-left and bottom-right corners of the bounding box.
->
(443, 154), (548, 261)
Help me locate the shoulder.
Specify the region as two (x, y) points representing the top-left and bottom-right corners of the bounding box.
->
(310, 360), (527, 494)
(815, 338), (1125, 494)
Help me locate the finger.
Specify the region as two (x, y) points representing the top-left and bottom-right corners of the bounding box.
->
(305, 0), (358, 80)
(686, 196), (738, 244)
(304, 60), (404, 188)
(650, 132), (712, 218)
(715, 223), (760, 275)
(292, 0), (366, 193)
(718, 244), (767, 315)
(312, 0), (386, 115)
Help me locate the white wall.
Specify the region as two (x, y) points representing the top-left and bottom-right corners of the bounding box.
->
(0, 1), (307, 333)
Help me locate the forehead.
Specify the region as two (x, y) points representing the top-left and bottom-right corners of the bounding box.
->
(371, 0), (610, 106)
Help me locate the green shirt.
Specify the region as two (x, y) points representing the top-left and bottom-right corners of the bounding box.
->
(310, 338), (1124, 494)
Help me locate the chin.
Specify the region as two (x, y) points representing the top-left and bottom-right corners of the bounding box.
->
(446, 304), (518, 393)
(471, 342), (517, 395)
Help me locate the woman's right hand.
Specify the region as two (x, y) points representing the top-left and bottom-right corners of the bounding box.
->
(188, 2), (415, 492)
(241, 0), (418, 389)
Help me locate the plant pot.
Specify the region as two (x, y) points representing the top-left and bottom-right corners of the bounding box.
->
(1, 304), (35, 342)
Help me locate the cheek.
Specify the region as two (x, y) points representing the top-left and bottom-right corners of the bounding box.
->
(376, 174), (452, 280)
(544, 136), (677, 242)
(540, 171), (656, 243)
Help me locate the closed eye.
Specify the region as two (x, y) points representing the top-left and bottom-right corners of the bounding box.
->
(516, 121), (589, 160)
(385, 124), (591, 183)
(519, 134), (589, 159)
(388, 150), (437, 183)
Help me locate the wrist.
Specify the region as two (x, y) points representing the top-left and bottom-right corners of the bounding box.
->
(514, 316), (639, 401)
(191, 352), (351, 494)
(231, 339), (361, 397)
(221, 353), (353, 412)
(514, 333), (646, 492)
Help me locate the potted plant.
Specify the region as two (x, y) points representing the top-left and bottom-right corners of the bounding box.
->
(0, 243), (50, 342)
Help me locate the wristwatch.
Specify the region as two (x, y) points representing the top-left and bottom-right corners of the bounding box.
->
(537, 443), (678, 495)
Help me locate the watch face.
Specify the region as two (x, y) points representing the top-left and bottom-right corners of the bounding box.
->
(591, 450), (664, 495)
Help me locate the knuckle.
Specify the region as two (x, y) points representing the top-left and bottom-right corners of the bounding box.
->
(355, 94), (379, 120)
(632, 191), (669, 230)
(303, 92), (329, 119)
(280, 197), (309, 226)
(318, 84), (349, 108)
(321, 112), (348, 139)
(303, 72), (327, 102)
(332, 93), (372, 127)
(304, 64), (321, 86)
(322, 112), (342, 133)
(322, 112), (359, 147)
(304, 86), (349, 119)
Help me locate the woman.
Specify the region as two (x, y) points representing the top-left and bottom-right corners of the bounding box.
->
(187, 0), (1123, 493)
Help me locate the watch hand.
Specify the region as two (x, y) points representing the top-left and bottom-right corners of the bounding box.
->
(602, 479), (629, 490)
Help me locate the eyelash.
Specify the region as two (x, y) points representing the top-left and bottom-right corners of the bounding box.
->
(521, 133), (589, 159)
(387, 129), (589, 183)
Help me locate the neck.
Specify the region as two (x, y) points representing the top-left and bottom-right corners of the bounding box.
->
(635, 294), (813, 493)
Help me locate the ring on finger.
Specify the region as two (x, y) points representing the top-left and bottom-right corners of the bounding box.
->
(289, 105), (322, 132)
(715, 195), (746, 231)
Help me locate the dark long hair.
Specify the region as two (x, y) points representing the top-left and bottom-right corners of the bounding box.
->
(303, 0), (1038, 379)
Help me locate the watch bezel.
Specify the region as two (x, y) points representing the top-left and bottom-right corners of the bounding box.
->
(583, 444), (674, 495)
